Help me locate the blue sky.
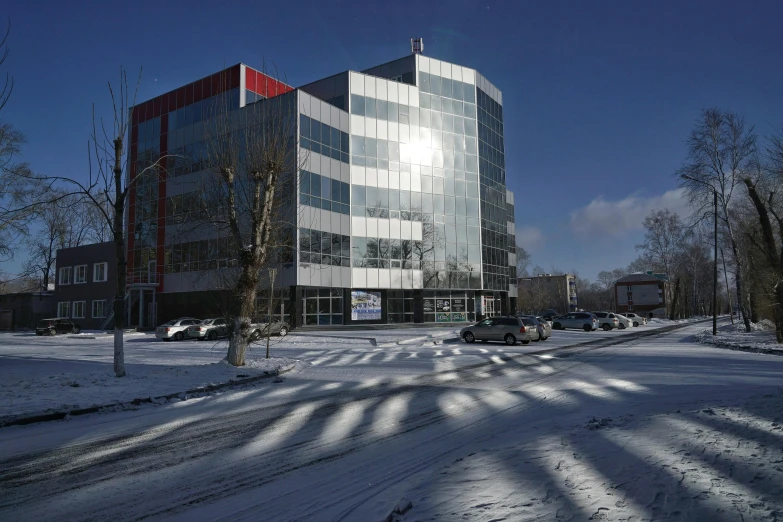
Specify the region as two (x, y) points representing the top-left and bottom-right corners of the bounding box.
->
(3, 0), (783, 280)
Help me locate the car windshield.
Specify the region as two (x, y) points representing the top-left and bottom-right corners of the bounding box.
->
(200, 319), (215, 325)
(38, 320), (53, 327)
(162, 320), (178, 326)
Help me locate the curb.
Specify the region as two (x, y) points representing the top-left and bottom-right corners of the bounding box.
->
(696, 338), (783, 357)
(0, 364), (297, 429)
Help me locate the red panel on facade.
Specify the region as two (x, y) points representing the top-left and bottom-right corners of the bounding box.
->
(185, 83), (194, 106)
(245, 67), (255, 93)
(131, 125), (138, 146)
(194, 80), (202, 102)
(132, 107), (139, 126)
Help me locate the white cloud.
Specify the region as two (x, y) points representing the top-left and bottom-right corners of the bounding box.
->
(569, 188), (689, 237)
(515, 225), (544, 251)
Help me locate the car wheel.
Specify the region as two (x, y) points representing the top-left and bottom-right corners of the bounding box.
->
(49, 329), (56, 336)
(602, 324), (611, 331)
(463, 332), (475, 343)
(35, 331), (41, 336)
(583, 324), (592, 332)
(619, 324), (626, 330)
(72, 326), (81, 334)
(249, 330), (260, 342)
(542, 336), (548, 341)
(279, 326), (289, 336)
(553, 322), (562, 330)
(207, 330), (217, 341)
(504, 334), (516, 345)
(633, 321), (639, 327)
(521, 340), (530, 345)
(174, 332), (184, 341)
(163, 338), (171, 342)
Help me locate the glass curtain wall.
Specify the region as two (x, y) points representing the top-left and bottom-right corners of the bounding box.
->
(476, 87), (509, 292)
(350, 71), (483, 290)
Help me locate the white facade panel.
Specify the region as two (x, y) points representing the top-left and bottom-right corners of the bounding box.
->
(376, 79), (388, 100)
(378, 218), (390, 238)
(387, 82), (398, 103)
(377, 169), (389, 188)
(413, 270), (423, 289)
(412, 221), (423, 241)
(388, 122), (399, 142)
(350, 72), (364, 95)
(390, 219), (401, 239)
(366, 167), (378, 187)
(367, 217), (378, 237)
(366, 269), (379, 288)
(365, 76), (376, 98)
(365, 117), (377, 138)
(391, 269), (402, 289)
(378, 269), (390, 288)
(350, 114), (365, 136)
(377, 120), (388, 140)
(399, 84), (409, 105)
(352, 267), (366, 287)
(352, 216), (366, 236)
(408, 86), (419, 108)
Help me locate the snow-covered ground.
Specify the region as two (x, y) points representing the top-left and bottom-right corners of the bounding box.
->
(5, 319), (782, 521)
(695, 319), (783, 356)
(0, 321), (684, 420)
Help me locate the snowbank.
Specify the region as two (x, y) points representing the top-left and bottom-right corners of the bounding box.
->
(0, 355), (304, 421)
(694, 319), (783, 356)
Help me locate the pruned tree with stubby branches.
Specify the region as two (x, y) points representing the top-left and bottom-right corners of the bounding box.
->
(203, 82), (302, 367)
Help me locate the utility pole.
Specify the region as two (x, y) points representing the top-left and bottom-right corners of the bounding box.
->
(713, 190), (718, 336)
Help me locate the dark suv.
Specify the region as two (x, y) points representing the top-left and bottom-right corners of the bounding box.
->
(35, 318), (81, 336)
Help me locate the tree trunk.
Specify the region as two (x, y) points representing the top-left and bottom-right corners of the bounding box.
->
(775, 283), (783, 343)
(226, 257), (260, 366)
(669, 277), (681, 320)
(113, 138), (126, 378)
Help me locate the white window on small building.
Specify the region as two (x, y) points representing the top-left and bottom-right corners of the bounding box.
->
(59, 267), (73, 285)
(93, 262), (108, 282)
(92, 300), (107, 318)
(74, 265), (87, 284)
(72, 301), (86, 319)
(57, 302), (71, 318)
(627, 304), (634, 310)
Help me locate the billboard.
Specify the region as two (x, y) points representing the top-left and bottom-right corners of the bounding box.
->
(351, 290), (382, 321)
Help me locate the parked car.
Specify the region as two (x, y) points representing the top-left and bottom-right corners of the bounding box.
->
(187, 318), (229, 341)
(542, 310), (559, 322)
(591, 312), (620, 331)
(461, 316), (540, 345)
(552, 312), (598, 332)
(249, 319), (290, 340)
(156, 317), (201, 341)
(518, 314), (552, 340)
(35, 318), (81, 336)
(614, 313), (633, 329)
(624, 313), (647, 327)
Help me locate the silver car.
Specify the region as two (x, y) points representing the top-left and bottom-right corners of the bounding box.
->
(461, 316), (541, 345)
(518, 315), (552, 341)
(249, 319), (290, 340)
(591, 312), (620, 331)
(552, 312), (598, 332)
(624, 313), (647, 326)
(187, 318), (229, 341)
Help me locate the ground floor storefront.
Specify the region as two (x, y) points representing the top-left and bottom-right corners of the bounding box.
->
(151, 287), (513, 329)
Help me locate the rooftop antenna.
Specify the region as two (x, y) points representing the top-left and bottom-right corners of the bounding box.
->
(411, 38), (424, 54)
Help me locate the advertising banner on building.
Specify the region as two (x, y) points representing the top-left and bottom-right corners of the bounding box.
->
(436, 299), (450, 312)
(451, 299), (465, 313)
(351, 290), (382, 321)
(436, 312), (450, 322)
(423, 299), (435, 313)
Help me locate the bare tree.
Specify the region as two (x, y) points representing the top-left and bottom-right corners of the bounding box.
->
(41, 68), (165, 377)
(204, 82), (301, 367)
(0, 18), (12, 113)
(678, 108), (757, 331)
(636, 209), (688, 318)
(516, 245), (530, 278)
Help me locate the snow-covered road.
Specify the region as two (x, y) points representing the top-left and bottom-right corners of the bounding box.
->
(1, 322), (782, 521)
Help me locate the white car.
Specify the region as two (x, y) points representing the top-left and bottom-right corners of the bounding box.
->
(156, 317), (201, 341)
(624, 313), (647, 327)
(614, 313), (633, 329)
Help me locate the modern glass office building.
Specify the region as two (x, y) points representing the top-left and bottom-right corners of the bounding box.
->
(125, 52), (517, 328)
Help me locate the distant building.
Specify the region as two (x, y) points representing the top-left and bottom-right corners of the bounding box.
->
(614, 272), (667, 316)
(0, 291), (55, 330)
(54, 241), (118, 330)
(517, 273), (577, 314)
